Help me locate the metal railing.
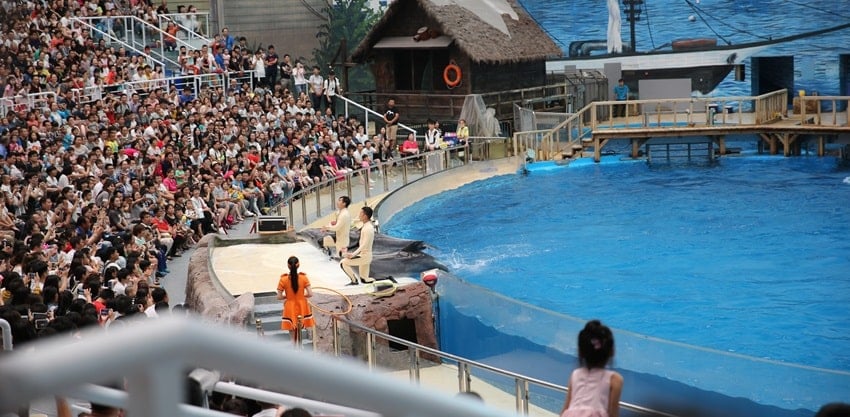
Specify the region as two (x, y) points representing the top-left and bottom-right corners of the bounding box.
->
(69, 16), (167, 70)
(159, 12), (211, 40)
(158, 12), (213, 47)
(0, 317), (516, 417)
(330, 315), (679, 417)
(270, 144), (473, 227)
(70, 70), (255, 105)
(338, 94), (417, 140)
(0, 91), (57, 118)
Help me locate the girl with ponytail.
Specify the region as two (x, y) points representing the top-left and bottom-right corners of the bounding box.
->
(275, 256), (314, 344)
(559, 320), (623, 417)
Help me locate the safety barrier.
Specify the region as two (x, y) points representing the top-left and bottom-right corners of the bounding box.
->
(329, 315), (678, 417)
(337, 94), (417, 140)
(269, 144), (472, 227)
(0, 318), (519, 417)
(0, 92), (57, 118)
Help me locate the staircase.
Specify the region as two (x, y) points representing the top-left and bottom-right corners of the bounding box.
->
(71, 15), (213, 75)
(252, 293), (314, 349)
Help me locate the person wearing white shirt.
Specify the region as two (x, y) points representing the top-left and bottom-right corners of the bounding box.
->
(340, 206), (376, 285)
(308, 66), (324, 111)
(322, 196), (351, 260)
(424, 118), (442, 151)
(323, 71), (341, 113)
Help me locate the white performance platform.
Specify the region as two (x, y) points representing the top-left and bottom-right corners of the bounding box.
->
(211, 241), (418, 296)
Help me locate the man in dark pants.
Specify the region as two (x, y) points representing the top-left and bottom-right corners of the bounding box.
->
(613, 78), (630, 118)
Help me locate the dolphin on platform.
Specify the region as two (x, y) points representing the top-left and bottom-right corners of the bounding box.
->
(298, 228), (448, 278)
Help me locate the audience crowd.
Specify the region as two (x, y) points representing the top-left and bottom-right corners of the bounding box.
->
(0, 0), (409, 352)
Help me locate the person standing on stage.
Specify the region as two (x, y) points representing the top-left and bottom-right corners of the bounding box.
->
(276, 256), (314, 344)
(341, 206), (375, 285)
(322, 196), (351, 260)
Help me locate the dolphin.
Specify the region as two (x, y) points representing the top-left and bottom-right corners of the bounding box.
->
(298, 228), (448, 278)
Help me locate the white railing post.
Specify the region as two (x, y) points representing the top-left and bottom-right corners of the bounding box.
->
(0, 319), (11, 351)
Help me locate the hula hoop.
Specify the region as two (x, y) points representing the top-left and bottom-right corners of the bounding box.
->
(309, 286), (354, 315)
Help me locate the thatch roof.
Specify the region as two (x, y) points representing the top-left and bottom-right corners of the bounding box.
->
(351, 0), (562, 65)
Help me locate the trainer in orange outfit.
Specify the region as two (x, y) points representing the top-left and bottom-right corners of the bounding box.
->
(276, 256), (314, 343)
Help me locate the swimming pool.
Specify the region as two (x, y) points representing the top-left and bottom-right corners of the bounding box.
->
(383, 151), (850, 414)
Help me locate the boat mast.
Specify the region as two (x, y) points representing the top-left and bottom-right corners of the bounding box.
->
(623, 0), (643, 52)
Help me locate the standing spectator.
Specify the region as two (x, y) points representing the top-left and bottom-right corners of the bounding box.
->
(559, 320), (623, 417)
(252, 49), (266, 90)
(264, 45), (279, 89)
(323, 71), (341, 115)
(383, 99), (400, 142)
(221, 27), (235, 51)
(276, 256), (314, 345)
(293, 61), (308, 96)
(308, 66), (324, 111)
(279, 54), (293, 91)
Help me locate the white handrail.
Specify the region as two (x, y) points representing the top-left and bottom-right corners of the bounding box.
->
(338, 94), (417, 139)
(69, 17), (167, 70)
(0, 317), (517, 417)
(158, 13), (213, 45)
(159, 12), (211, 40)
(0, 319), (11, 351)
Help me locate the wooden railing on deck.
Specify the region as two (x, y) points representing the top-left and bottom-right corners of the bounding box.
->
(798, 95), (850, 126)
(512, 89), (802, 162)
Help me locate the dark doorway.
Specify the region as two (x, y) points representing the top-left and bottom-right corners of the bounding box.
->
(839, 54), (850, 111)
(387, 318), (417, 351)
(751, 56), (794, 105)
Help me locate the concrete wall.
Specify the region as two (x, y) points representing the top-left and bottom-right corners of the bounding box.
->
(217, 0), (325, 62)
(375, 158), (520, 227)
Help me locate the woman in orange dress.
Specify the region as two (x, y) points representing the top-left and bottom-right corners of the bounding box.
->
(276, 256), (314, 344)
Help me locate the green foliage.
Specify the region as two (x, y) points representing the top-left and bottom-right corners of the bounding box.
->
(313, 0), (382, 93)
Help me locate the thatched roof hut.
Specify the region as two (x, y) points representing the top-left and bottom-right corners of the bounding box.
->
(352, 0), (561, 65)
(349, 0), (563, 123)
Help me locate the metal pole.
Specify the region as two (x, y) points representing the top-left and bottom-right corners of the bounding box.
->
(296, 315), (303, 350)
(363, 170), (371, 199)
(366, 332), (375, 370)
(315, 185), (321, 218)
(346, 173), (353, 198)
(300, 196), (307, 226)
(515, 378), (529, 415)
(457, 362), (468, 392)
(332, 317), (340, 357)
(408, 348), (420, 383)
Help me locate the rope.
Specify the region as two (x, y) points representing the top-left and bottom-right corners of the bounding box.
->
(683, 0), (734, 45)
(684, 0), (774, 43)
(781, 0), (850, 21)
(309, 286), (353, 315)
(643, 1), (656, 49)
(299, 0), (328, 22)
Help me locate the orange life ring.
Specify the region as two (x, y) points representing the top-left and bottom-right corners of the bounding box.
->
(443, 62), (462, 88)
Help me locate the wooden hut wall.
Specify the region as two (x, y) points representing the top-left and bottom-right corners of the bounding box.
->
(470, 60), (548, 93)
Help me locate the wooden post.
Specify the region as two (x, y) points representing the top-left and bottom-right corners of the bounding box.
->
(818, 135), (825, 156)
(782, 133), (791, 157)
(631, 139), (639, 158)
(717, 135), (726, 156)
(594, 137), (601, 162)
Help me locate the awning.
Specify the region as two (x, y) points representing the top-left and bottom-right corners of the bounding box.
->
(373, 36), (453, 49)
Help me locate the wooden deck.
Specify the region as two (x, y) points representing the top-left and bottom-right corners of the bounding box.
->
(513, 90), (850, 163)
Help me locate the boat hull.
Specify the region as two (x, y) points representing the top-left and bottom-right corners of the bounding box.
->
(546, 43), (771, 94)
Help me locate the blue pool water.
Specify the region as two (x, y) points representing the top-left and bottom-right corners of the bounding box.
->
(520, 0), (850, 96)
(384, 154), (850, 370)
